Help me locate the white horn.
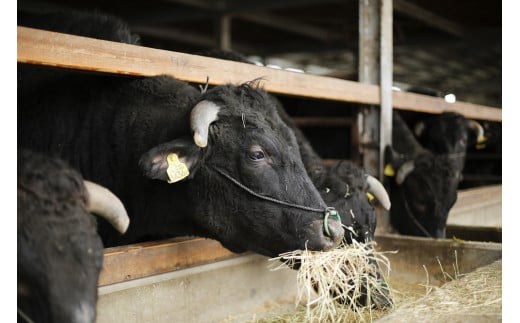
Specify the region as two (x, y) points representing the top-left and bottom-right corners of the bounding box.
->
(190, 100), (220, 148)
(366, 175), (391, 211)
(467, 119), (486, 144)
(395, 160), (415, 185)
(414, 121), (425, 137)
(84, 181), (130, 234)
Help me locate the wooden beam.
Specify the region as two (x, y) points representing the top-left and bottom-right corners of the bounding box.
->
(394, 0), (466, 37)
(234, 12), (343, 41)
(132, 25), (216, 48)
(392, 90), (502, 122)
(17, 26), (501, 122)
(99, 237), (240, 286)
(292, 117), (354, 127)
(218, 14), (232, 51)
(164, 0), (345, 12)
(17, 26), (379, 102)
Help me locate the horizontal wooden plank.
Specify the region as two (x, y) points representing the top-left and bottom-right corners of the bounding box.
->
(99, 184), (500, 286)
(448, 184), (501, 228)
(98, 237), (241, 287)
(392, 90), (502, 122)
(453, 184), (501, 209)
(17, 26), (501, 122)
(292, 117), (355, 127)
(17, 26), (379, 104)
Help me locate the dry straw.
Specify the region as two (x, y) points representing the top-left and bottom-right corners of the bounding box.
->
(251, 243), (501, 323)
(266, 240), (396, 323)
(380, 259), (502, 322)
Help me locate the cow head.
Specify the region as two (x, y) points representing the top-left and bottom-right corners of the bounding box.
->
(308, 160), (390, 244)
(18, 149), (129, 323)
(139, 81), (344, 257)
(308, 161), (394, 309)
(414, 111), (486, 155)
(383, 146), (460, 238)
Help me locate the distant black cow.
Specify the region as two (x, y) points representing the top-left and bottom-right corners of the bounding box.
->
(384, 111), (466, 238)
(18, 149), (129, 323)
(412, 111), (486, 171)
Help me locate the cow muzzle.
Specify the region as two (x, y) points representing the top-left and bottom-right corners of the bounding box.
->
(305, 215), (344, 252)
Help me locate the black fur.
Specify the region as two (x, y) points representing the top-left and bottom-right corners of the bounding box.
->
(384, 111), (462, 238)
(18, 149), (104, 323)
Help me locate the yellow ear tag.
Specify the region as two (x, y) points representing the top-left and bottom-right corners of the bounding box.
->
(366, 192), (375, 202)
(384, 164), (395, 177)
(166, 153), (190, 184)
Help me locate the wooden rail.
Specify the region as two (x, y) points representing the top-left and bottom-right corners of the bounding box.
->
(98, 237), (241, 287)
(96, 184), (501, 287)
(17, 26), (501, 122)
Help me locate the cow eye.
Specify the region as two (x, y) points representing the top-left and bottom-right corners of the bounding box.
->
(248, 150), (265, 161)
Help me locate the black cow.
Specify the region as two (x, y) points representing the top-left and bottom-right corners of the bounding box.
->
(18, 71), (345, 256)
(384, 111), (467, 238)
(275, 106), (391, 244)
(195, 49), (393, 308)
(285, 118), (393, 308)
(412, 111), (486, 172)
(195, 49), (391, 245)
(18, 9), (345, 257)
(18, 149), (129, 323)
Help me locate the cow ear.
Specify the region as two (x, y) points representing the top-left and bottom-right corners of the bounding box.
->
(383, 145), (398, 173)
(139, 137), (202, 183)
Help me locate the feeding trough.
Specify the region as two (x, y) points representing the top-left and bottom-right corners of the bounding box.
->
(96, 234), (501, 322)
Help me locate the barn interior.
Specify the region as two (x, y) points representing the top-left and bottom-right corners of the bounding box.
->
(17, 0), (503, 322)
(18, 0), (502, 188)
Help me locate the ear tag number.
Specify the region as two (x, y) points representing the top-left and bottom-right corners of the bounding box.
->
(166, 153), (190, 184)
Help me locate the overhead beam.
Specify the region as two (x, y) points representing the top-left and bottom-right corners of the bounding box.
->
(394, 0), (466, 37)
(164, 0), (345, 12)
(132, 25), (216, 48)
(234, 12), (343, 41)
(217, 14), (232, 51)
(17, 26), (502, 122)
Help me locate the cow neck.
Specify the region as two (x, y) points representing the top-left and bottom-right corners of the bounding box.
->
(402, 196), (433, 238)
(210, 166), (341, 236)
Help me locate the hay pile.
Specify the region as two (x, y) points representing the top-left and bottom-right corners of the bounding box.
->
(263, 240), (396, 323)
(250, 242), (501, 323)
(378, 259), (502, 322)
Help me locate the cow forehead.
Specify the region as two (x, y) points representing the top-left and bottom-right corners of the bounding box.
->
(203, 83), (278, 115)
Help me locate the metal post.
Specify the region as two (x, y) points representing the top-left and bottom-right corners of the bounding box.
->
(358, 0), (381, 178)
(359, 0), (393, 233)
(218, 14), (232, 51)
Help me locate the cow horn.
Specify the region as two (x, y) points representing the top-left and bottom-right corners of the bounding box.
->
(467, 119), (486, 144)
(414, 121), (425, 137)
(396, 160), (415, 185)
(366, 175), (391, 211)
(190, 100), (220, 148)
(84, 181), (130, 234)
